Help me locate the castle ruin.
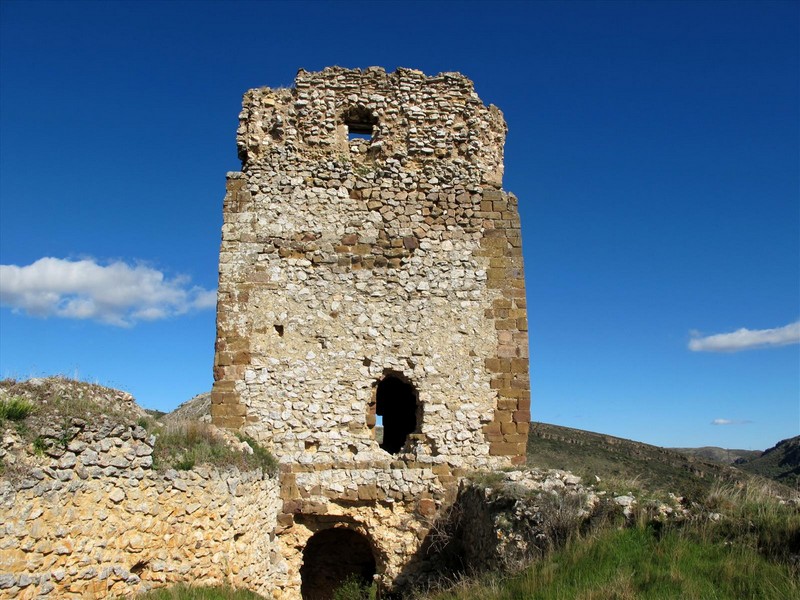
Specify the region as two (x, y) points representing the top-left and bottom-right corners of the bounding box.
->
(211, 66), (530, 598)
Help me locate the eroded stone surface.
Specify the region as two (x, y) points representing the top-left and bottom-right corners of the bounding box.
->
(212, 66), (530, 468)
(209, 66), (532, 598)
(0, 414), (282, 599)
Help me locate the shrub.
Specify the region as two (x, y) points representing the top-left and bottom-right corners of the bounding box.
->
(332, 575), (377, 600)
(32, 436), (47, 456)
(418, 523), (799, 600)
(696, 481), (800, 563)
(137, 416), (157, 431)
(0, 396), (35, 422)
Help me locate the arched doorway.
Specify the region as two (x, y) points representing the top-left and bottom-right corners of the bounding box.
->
(375, 374), (418, 454)
(300, 528), (376, 600)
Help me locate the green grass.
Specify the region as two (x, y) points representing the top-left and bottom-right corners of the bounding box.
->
(0, 396), (36, 422)
(418, 477), (799, 600)
(421, 523), (798, 600)
(698, 481), (800, 562)
(152, 421), (278, 475)
(136, 584), (266, 599)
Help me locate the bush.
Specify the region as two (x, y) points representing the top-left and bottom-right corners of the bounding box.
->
(332, 575), (377, 600)
(0, 396), (35, 422)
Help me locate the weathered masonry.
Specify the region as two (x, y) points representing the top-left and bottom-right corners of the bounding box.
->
(211, 67), (530, 598)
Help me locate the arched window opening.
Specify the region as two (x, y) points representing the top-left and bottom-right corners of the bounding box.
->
(301, 528), (376, 600)
(375, 374), (418, 454)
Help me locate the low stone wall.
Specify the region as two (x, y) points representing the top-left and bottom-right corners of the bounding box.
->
(0, 418), (282, 599)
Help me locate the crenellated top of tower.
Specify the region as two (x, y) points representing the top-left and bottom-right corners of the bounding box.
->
(236, 66), (508, 187)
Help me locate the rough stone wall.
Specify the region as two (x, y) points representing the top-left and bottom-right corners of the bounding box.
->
(211, 66), (530, 468)
(273, 464), (449, 595)
(0, 419), (282, 599)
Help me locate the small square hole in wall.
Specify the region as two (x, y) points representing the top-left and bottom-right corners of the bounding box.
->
(347, 123), (373, 141)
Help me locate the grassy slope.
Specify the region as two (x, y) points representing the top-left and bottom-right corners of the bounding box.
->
(422, 523), (798, 600)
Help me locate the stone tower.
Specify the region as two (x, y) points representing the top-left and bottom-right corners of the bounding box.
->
(211, 67), (530, 598)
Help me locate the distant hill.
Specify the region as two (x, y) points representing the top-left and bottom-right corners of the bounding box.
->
(159, 391), (211, 424)
(670, 446), (761, 465)
(526, 422), (793, 500)
(735, 436), (800, 488)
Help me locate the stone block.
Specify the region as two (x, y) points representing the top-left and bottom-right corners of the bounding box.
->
(500, 421), (517, 434)
(482, 422), (501, 434)
(513, 410), (531, 422)
(489, 442), (520, 456)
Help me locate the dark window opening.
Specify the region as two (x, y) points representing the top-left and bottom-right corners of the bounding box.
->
(347, 127), (373, 141)
(342, 106), (377, 142)
(301, 528), (376, 600)
(375, 375), (418, 454)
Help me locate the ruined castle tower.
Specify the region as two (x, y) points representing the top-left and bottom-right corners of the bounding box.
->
(211, 67), (530, 598)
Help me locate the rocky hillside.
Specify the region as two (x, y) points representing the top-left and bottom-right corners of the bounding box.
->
(159, 391), (211, 424)
(735, 436), (800, 488)
(0, 376), (148, 430)
(670, 446), (761, 464)
(526, 422), (793, 499)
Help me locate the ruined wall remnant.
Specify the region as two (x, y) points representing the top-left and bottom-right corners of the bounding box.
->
(0, 413), (282, 599)
(211, 66), (530, 467)
(210, 66), (531, 597)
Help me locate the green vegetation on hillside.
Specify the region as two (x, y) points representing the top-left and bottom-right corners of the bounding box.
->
(671, 446), (761, 465)
(736, 436), (800, 489)
(0, 396), (36, 422)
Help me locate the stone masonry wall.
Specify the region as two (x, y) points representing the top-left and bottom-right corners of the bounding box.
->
(0, 418), (282, 599)
(211, 67), (530, 468)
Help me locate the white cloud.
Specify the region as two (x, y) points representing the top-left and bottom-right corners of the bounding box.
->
(0, 257), (216, 327)
(688, 321), (800, 352)
(711, 418), (753, 426)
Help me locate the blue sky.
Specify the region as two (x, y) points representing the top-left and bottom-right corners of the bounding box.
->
(1, 0), (797, 450)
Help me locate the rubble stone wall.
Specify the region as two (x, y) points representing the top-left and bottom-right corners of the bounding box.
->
(211, 67), (530, 468)
(0, 418), (282, 599)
